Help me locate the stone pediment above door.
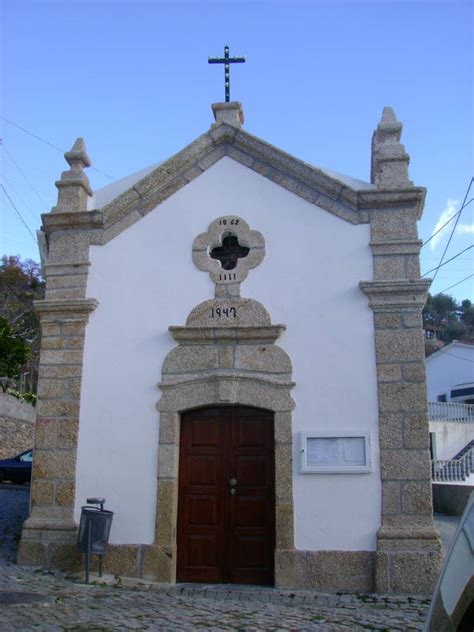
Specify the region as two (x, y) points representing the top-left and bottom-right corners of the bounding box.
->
(158, 213), (295, 411)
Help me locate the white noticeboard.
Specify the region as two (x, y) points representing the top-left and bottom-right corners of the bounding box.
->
(300, 432), (372, 473)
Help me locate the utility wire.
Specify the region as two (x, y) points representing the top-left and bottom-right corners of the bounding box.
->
(0, 116), (64, 153)
(439, 274), (474, 294)
(0, 172), (40, 224)
(1, 143), (49, 210)
(0, 184), (38, 244)
(431, 178), (474, 284)
(422, 198), (473, 249)
(422, 245), (473, 277)
(0, 115), (115, 181)
(0, 276), (40, 323)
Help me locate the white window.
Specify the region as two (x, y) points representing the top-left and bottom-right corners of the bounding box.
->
(300, 432), (372, 474)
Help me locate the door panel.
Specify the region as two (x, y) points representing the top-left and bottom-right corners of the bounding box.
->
(177, 406), (275, 585)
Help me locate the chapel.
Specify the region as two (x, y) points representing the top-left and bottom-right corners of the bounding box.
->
(19, 100), (442, 593)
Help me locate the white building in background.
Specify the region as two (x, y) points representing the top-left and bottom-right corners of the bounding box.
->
(426, 341), (474, 404)
(427, 341), (474, 489)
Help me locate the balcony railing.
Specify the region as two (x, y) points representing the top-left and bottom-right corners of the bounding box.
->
(428, 401), (474, 424)
(431, 447), (474, 482)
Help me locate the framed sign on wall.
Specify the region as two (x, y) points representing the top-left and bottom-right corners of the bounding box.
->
(300, 432), (372, 474)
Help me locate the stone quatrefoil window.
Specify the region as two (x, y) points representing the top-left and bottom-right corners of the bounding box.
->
(210, 234), (249, 270)
(192, 216), (266, 293)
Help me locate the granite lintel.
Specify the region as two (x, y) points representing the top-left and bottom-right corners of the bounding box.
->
(158, 372), (296, 390)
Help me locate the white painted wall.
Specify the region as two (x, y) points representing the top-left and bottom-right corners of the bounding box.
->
(430, 421), (474, 460)
(76, 157), (380, 551)
(426, 343), (474, 402)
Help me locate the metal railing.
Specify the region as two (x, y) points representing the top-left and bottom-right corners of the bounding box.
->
(428, 401), (474, 424)
(431, 447), (474, 482)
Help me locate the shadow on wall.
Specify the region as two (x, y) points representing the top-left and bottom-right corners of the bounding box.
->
(433, 483), (474, 516)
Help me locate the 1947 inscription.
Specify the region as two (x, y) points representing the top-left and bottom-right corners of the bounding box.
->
(211, 307), (237, 319)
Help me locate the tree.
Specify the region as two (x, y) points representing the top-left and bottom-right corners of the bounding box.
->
(0, 256), (45, 388)
(0, 317), (30, 387)
(423, 292), (473, 351)
(423, 293), (459, 326)
(460, 299), (474, 338)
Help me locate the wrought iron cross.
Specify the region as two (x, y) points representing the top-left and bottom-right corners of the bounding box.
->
(210, 235), (249, 270)
(208, 45), (245, 102)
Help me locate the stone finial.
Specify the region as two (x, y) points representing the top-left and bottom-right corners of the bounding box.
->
(212, 102), (244, 128)
(52, 138), (93, 213)
(371, 107), (412, 188)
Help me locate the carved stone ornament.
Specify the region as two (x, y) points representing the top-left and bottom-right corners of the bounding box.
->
(192, 216), (265, 297)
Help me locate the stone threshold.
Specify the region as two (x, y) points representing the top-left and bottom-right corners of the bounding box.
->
(69, 573), (432, 606)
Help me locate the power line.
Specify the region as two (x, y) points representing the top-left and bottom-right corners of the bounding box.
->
(0, 184), (38, 244)
(439, 274), (474, 294)
(431, 178), (474, 284)
(1, 116), (65, 153)
(422, 245), (473, 277)
(0, 276), (40, 324)
(0, 115), (115, 181)
(0, 172), (40, 224)
(421, 198), (473, 249)
(1, 143), (49, 210)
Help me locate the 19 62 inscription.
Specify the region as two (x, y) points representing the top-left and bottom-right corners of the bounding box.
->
(211, 307), (237, 318)
(218, 218), (239, 226)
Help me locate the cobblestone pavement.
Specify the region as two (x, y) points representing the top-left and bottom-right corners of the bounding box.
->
(0, 483), (29, 562)
(0, 486), (455, 631)
(0, 561), (431, 631)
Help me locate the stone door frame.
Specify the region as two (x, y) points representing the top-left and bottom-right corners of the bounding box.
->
(151, 373), (295, 585)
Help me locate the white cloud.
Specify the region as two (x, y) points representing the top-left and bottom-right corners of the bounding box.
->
(429, 199), (459, 250)
(457, 223), (474, 234)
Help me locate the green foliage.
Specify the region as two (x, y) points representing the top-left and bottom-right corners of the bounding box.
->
(423, 293), (458, 325)
(423, 292), (473, 347)
(0, 256), (44, 388)
(6, 389), (37, 406)
(0, 317), (30, 379)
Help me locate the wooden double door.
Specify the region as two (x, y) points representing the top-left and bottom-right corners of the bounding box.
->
(177, 406), (275, 585)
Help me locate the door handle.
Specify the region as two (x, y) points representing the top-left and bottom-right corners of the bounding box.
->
(229, 478), (237, 486)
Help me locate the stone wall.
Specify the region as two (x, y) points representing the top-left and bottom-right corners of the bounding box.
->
(432, 483), (473, 516)
(0, 393), (36, 459)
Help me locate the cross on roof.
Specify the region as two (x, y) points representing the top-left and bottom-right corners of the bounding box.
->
(208, 45), (245, 103)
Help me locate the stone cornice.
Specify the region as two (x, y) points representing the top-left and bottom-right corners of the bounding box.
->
(169, 324), (286, 344)
(356, 188), (426, 215)
(369, 239), (423, 256)
(40, 122), (428, 246)
(42, 210), (103, 232)
(359, 279), (431, 310)
(34, 298), (99, 318)
(43, 262), (91, 276)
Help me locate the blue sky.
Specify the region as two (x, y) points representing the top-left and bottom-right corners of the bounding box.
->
(1, 0), (472, 301)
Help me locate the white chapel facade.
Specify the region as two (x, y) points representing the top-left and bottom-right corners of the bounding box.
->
(19, 101), (442, 592)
